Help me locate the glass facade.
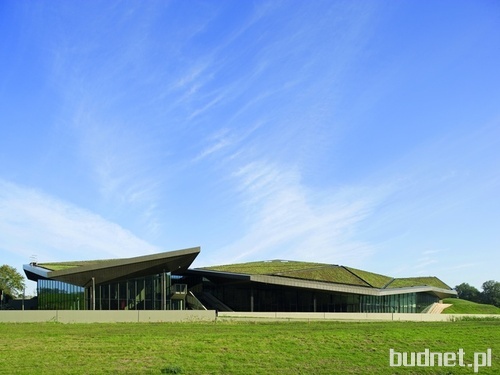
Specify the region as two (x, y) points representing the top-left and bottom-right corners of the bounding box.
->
(359, 292), (438, 313)
(196, 279), (439, 313)
(38, 279), (84, 310)
(360, 293), (417, 313)
(36, 271), (440, 313)
(37, 273), (187, 310)
(416, 292), (440, 312)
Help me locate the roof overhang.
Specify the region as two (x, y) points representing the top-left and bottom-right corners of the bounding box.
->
(24, 247), (200, 287)
(186, 268), (251, 281)
(250, 274), (457, 298)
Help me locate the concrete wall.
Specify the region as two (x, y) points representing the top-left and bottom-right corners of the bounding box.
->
(1, 310), (498, 323)
(218, 312), (499, 322)
(0, 310), (215, 323)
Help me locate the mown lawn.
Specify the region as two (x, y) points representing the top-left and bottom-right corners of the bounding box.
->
(0, 320), (498, 374)
(442, 298), (500, 314)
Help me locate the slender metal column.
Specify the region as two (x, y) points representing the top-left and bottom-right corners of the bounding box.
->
(134, 280), (137, 310)
(162, 270), (167, 310)
(92, 277), (96, 311)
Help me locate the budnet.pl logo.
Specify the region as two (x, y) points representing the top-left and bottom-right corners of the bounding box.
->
(389, 348), (492, 373)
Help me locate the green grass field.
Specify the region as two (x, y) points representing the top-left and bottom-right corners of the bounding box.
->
(442, 298), (500, 314)
(0, 320), (498, 374)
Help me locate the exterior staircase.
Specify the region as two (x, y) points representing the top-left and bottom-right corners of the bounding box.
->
(424, 302), (452, 314)
(190, 291), (233, 312)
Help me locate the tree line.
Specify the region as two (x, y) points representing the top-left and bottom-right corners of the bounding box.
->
(455, 280), (500, 307)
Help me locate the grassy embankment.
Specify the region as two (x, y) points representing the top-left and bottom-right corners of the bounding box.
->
(0, 320), (498, 374)
(442, 298), (500, 314)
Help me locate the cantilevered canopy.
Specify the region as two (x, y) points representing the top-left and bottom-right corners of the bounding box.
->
(24, 247), (200, 288)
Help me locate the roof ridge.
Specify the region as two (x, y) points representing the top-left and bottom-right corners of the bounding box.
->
(341, 266), (373, 288)
(381, 278), (396, 289)
(384, 276), (452, 290)
(345, 266), (392, 278)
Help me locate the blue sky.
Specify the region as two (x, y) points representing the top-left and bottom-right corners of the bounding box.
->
(1, 0), (499, 292)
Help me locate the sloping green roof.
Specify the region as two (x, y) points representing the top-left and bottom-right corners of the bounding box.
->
(40, 257), (452, 290)
(26, 248), (201, 287)
(203, 261), (371, 287)
(386, 277), (451, 290)
(280, 266), (370, 287)
(344, 267), (393, 288)
(202, 259), (376, 287)
(38, 260), (112, 271)
(202, 260), (452, 290)
(202, 260), (325, 275)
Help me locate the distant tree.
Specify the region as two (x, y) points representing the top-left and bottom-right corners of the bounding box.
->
(0, 265), (26, 300)
(455, 282), (481, 303)
(481, 280), (500, 307)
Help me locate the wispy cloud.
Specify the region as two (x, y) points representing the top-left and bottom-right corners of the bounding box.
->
(414, 249), (443, 270)
(65, 94), (167, 237)
(0, 179), (160, 262)
(193, 122), (263, 164)
(204, 160), (387, 267)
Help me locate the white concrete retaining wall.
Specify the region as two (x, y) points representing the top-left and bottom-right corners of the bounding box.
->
(218, 312), (499, 322)
(0, 310), (216, 323)
(1, 311), (497, 323)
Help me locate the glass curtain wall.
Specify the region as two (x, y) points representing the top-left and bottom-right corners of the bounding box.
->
(205, 283), (361, 312)
(89, 271), (179, 310)
(37, 272), (186, 310)
(359, 293), (437, 313)
(416, 292), (439, 312)
(37, 279), (84, 310)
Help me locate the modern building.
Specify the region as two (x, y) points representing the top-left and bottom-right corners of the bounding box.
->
(23, 247), (199, 311)
(23, 247), (457, 313)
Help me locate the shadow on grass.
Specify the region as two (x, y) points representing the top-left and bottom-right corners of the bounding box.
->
(160, 365), (183, 374)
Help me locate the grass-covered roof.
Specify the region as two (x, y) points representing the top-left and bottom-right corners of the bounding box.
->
(201, 260), (325, 275)
(385, 277), (451, 290)
(277, 266), (371, 287)
(39, 257), (452, 290)
(38, 259), (112, 271)
(344, 267), (394, 288)
(202, 260), (452, 290)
